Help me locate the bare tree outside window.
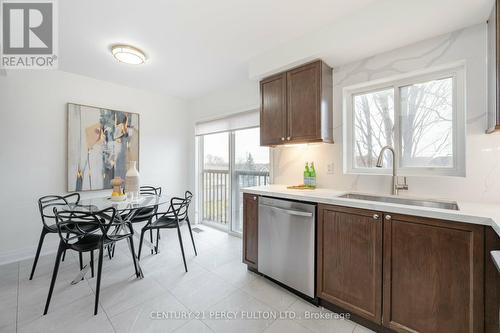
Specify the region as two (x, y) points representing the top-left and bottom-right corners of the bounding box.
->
(353, 88), (394, 168)
(352, 77), (454, 170)
(346, 66), (464, 176)
(400, 78), (453, 168)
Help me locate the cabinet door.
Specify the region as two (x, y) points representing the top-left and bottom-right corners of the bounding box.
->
(287, 61), (321, 143)
(317, 205), (383, 323)
(383, 214), (484, 333)
(485, 227), (500, 333)
(260, 73), (286, 146)
(242, 193), (258, 269)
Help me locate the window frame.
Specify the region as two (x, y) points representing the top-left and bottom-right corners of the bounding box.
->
(343, 62), (466, 177)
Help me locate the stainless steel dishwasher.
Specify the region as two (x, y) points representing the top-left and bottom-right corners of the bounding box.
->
(258, 196), (316, 298)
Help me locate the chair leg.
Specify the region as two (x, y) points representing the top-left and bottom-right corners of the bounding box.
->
(29, 229), (47, 280)
(127, 237), (141, 278)
(176, 224), (188, 272)
(43, 242), (64, 315)
(78, 252), (83, 270)
(107, 245), (112, 260)
(149, 229), (154, 255)
(94, 244), (104, 315)
(138, 229), (145, 260)
(90, 250), (95, 278)
(186, 217), (198, 256)
(155, 229), (160, 254)
(61, 232), (70, 262)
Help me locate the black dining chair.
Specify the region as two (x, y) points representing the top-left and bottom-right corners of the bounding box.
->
(137, 191), (196, 271)
(30, 194), (82, 280)
(44, 206), (141, 316)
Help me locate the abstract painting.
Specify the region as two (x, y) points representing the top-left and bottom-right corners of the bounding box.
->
(67, 103), (139, 191)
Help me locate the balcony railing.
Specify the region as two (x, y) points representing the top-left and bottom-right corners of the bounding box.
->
(202, 169), (269, 226)
(202, 169), (229, 224)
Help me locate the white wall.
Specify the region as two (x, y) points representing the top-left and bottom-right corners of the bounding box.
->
(188, 80), (260, 121)
(189, 23), (500, 205)
(248, 0), (493, 79)
(0, 70), (190, 264)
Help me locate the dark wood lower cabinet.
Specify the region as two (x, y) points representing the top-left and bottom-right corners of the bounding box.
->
(242, 193), (258, 269)
(485, 227), (500, 333)
(317, 204), (488, 333)
(317, 205), (383, 323)
(242, 199), (495, 333)
(382, 213), (484, 333)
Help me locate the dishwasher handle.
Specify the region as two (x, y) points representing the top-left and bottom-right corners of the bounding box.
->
(259, 203), (313, 217)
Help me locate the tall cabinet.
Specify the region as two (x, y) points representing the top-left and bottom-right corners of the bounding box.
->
(487, 0), (500, 132)
(260, 60), (333, 146)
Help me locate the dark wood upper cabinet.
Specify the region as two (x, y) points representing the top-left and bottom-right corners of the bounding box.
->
(260, 73), (287, 146)
(242, 193), (258, 269)
(317, 204), (383, 323)
(260, 60), (333, 146)
(287, 62), (321, 142)
(487, 0), (500, 133)
(383, 213), (484, 333)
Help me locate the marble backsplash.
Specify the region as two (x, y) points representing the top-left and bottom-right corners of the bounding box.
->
(273, 23), (500, 204)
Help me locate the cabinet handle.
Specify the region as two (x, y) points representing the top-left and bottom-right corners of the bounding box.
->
(385, 215), (392, 221)
(253, 196), (257, 201)
(281, 137), (285, 141)
(373, 214), (379, 220)
(287, 136), (291, 140)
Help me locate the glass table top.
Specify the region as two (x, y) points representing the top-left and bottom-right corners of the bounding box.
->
(63, 194), (170, 212)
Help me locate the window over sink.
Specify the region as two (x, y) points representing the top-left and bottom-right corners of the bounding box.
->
(343, 63), (465, 177)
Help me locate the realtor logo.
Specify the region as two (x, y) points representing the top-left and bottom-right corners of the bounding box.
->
(1, 0), (58, 69)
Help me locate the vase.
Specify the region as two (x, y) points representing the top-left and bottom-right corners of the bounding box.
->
(125, 161), (140, 200)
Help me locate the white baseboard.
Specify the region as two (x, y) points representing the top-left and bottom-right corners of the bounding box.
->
(0, 238), (59, 266)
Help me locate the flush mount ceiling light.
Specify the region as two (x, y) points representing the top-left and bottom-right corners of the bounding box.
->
(111, 44), (146, 65)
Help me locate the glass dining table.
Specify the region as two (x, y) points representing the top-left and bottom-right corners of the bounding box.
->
(64, 194), (170, 283)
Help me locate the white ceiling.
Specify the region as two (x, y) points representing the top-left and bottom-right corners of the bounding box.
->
(57, 0), (493, 99)
(248, 0), (495, 79)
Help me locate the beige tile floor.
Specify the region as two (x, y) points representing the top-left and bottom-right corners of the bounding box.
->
(0, 224), (375, 333)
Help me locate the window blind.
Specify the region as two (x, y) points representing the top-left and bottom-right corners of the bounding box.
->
(195, 109), (259, 136)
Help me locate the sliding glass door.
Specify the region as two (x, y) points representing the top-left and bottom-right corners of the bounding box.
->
(201, 132), (230, 230)
(198, 127), (270, 234)
(231, 128), (270, 233)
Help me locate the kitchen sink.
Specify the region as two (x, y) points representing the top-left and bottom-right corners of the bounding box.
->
(339, 193), (459, 211)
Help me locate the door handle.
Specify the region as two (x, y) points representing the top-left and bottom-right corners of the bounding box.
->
(259, 204), (313, 217)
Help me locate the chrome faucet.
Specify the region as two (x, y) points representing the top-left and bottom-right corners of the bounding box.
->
(376, 146), (408, 195)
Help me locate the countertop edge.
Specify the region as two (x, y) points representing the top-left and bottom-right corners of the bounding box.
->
(241, 186), (500, 238)
(491, 251), (500, 274)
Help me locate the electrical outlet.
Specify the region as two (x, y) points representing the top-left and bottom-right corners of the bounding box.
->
(327, 162), (334, 174)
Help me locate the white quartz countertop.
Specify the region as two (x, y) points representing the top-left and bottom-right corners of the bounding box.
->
(241, 185), (500, 237)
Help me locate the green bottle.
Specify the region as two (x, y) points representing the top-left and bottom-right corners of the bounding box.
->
(304, 162), (310, 186)
(310, 162), (317, 188)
